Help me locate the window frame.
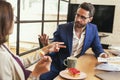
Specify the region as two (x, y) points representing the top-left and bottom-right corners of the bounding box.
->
(12, 0), (71, 56)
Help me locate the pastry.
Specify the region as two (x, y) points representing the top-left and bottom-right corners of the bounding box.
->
(68, 68), (80, 77)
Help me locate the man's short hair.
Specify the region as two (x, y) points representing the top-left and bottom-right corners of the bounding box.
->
(78, 2), (95, 17)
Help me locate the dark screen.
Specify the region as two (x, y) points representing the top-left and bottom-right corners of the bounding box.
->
(67, 4), (115, 33)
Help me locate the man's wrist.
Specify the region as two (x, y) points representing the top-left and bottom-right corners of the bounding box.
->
(99, 53), (105, 57)
(99, 52), (108, 58)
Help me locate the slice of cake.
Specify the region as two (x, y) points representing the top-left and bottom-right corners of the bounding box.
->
(68, 68), (80, 77)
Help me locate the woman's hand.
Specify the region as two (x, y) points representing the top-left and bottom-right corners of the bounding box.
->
(31, 56), (52, 77)
(48, 42), (66, 53)
(40, 42), (66, 56)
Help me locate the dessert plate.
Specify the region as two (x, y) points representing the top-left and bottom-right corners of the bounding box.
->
(59, 70), (87, 80)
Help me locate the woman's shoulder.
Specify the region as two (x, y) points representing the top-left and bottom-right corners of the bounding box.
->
(0, 46), (13, 64)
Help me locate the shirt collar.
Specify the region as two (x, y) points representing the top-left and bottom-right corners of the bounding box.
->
(73, 25), (86, 39)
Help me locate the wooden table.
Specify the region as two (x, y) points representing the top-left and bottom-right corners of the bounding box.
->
(54, 53), (108, 80)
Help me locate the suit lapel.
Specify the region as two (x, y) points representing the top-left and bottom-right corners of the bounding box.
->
(66, 23), (92, 57)
(81, 24), (91, 54)
(66, 23), (74, 55)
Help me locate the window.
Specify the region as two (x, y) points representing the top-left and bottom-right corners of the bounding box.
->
(8, 0), (70, 56)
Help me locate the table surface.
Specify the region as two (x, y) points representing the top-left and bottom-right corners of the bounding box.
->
(54, 50), (119, 80)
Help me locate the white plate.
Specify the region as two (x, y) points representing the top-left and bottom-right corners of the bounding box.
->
(59, 70), (87, 80)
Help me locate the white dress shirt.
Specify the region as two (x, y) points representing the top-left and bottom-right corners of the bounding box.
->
(71, 27), (86, 56)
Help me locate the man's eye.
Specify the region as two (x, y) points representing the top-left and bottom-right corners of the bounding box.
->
(81, 16), (86, 19)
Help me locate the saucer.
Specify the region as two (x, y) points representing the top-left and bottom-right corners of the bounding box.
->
(59, 70), (87, 80)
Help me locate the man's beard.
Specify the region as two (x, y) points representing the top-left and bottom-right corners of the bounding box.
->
(75, 21), (86, 28)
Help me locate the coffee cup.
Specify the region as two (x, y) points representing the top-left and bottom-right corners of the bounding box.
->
(63, 56), (77, 68)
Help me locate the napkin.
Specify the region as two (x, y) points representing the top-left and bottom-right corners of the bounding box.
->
(98, 57), (120, 62)
(95, 63), (120, 71)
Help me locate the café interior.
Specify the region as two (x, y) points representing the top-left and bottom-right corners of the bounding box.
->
(5, 0), (120, 80)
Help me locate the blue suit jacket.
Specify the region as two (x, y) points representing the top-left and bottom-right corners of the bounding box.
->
(49, 22), (104, 71)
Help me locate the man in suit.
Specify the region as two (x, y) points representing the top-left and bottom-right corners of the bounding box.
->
(39, 2), (108, 80)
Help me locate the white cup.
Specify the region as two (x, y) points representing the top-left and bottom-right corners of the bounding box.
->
(63, 56), (77, 68)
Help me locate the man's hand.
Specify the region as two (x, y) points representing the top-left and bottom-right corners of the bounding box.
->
(38, 34), (49, 46)
(99, 53), (109, 58)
